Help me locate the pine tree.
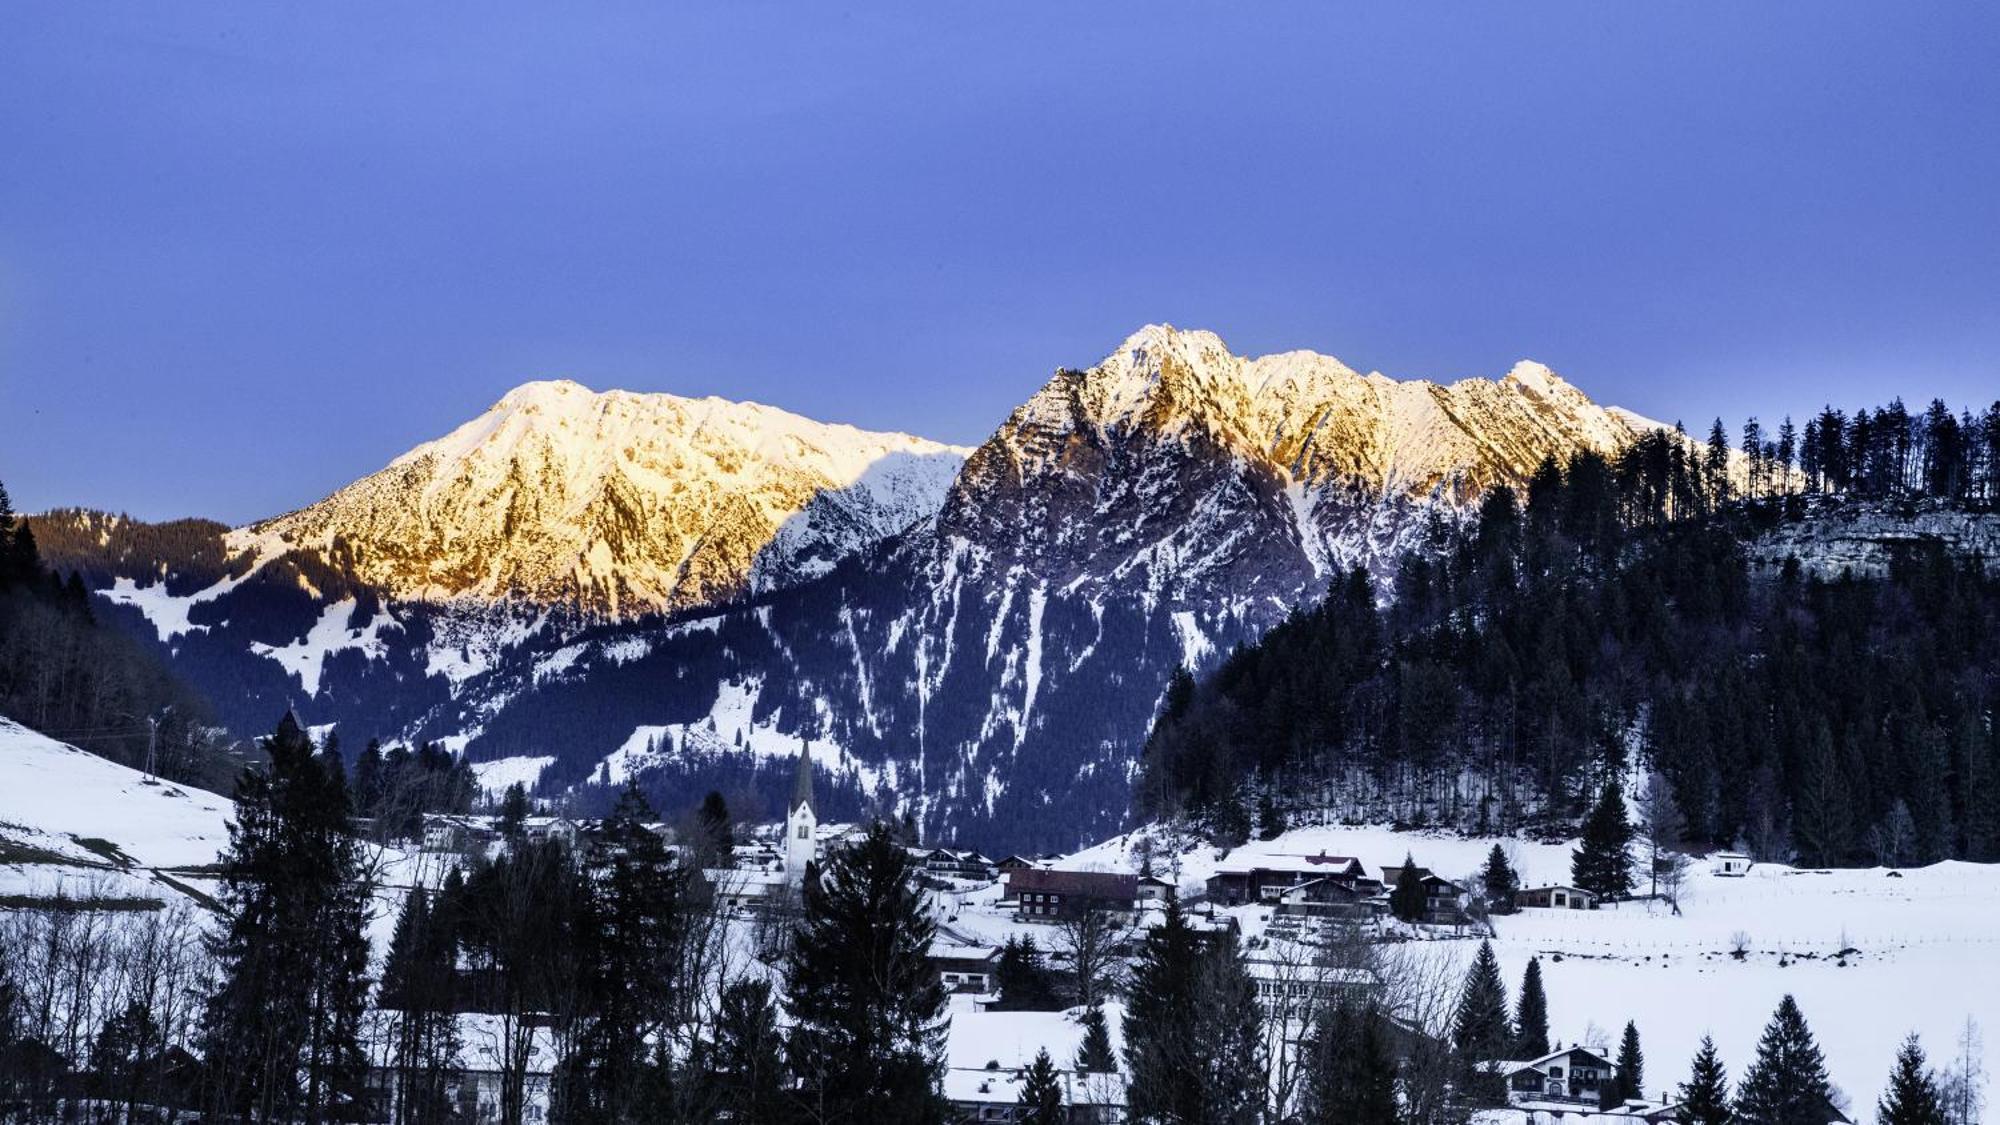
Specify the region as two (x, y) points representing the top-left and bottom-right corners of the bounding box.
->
(1257, 793), (1287, 841)
(1613, 1021), (1645, 1106)
(1196, 938), (1266, 1125)
(1076, 1005), (1116, 1073)
(710, 979), (787, 1125)
(1514, 957), (1550, 1058)
(1122, 896), (1264, 1125)
(498, 781), (530, 838)
(1879, 1034), (1947, 1125)
(1303, 1003), (1401, 1125)
(785, 822), (948, 1125)
(1482, 845), (1521, 914)
(1735, 995), (1835, 1125)
(354, 739), (385, 822)
(995, 935), (1060, 1011)
(1573, 778), (1635, 899)
(1453, 940), (1512, 1063)
(697, 790), (733, 863)
(380, 887), (462, 1125)
(1391, 853), (1429, 923)
(558, 783), (689, 1124)
(201, 713), (373, 1123)
(1679, 1036), (1732, 1125)
(1017, 1048), (1066, 1125)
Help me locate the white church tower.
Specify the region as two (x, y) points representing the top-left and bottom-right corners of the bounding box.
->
(784, 741), (817, 885)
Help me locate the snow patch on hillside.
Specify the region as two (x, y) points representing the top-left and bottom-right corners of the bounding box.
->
(469, 755), (555, 797)
(250, 599), (398, 696)
(99, 569), (255, 642)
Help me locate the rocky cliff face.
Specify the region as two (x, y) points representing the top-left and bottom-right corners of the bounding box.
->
(1746, 500), (2000, 579)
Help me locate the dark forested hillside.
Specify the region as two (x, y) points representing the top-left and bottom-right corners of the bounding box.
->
(0, 486), (240, 789)
(1141, 401), (2000, 866)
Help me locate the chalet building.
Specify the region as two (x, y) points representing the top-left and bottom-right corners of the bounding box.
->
(995, 854), (1039, 874)
(364, 1013), (556, 1124)
(928, 941), (1001, 993)
(1273, 874), (1388, 920)
(1517, 884), (1599, 910)
(1006, 869), (1170, 923)
(921, 848), (997, 880)
(1379, 864), (1469, 924)
(1205, 852), (1370, 905)
(518, 815), (581, 845)
(1712, 852), (1753, 876)
(1486, 1046), (1617, 1106)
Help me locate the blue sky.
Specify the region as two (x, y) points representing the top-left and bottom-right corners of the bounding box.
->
(3, 4), (1996, 523)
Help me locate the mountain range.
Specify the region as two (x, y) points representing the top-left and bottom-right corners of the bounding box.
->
(34, 325), (1676, 852)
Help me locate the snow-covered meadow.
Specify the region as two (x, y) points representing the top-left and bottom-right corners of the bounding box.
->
(1065, 820), (2000, 1113)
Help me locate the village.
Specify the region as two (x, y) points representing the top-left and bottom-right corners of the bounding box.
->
(394, 747), (1802, 1125)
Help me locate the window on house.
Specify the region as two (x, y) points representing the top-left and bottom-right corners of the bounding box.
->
(797, 825), (809, 839)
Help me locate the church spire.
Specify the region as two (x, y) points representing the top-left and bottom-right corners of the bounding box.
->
(789, 740), (816, 815)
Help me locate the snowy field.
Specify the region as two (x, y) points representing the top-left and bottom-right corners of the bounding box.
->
(0, 717), (236, 871)
(1062, 821), (2000, 1113)
(6, 718), (1995, 1112)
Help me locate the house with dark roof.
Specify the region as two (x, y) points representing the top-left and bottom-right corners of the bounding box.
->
(1004, 868), (1169, 923)
(1205, 851), (1370, 905)
(1485, 1046), (1617, 1106)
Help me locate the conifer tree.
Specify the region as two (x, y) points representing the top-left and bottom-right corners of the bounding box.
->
(1017, 1048), (1066, 1125)
(1736, 995), (1836, 1125)
(995, 935), (1060, 1011)
(498, 781), (530, 839)
(202, 713), (373, 1123)
(1122, 897), (1264, 1125)
(1879, 1034), (1947, 1125)
(1613, 1021), (1645, 1106)
(1514, 957), (1550, 1058)
(1390, 853), (1429, 923)
(785, 822), (947, 1125)
(558, 784), (690, 1124)
(1482, 845), (1521, 914)
(1076, 1005), (1116, 1073)
(1302, 1003), (1401, 1125)
(1197, 938), (1266, 1125)
(1454, 940), (1512, 1063)
(380, 887), (462, 1125)
(710, 979), (787, 1125)
(696, 790), (733, 863)
(1679, 1036), (1732, 1125)
(1573, 779), (1635, 899)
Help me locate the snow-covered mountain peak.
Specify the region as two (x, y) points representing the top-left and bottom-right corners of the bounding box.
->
(233, 382), (972, 618)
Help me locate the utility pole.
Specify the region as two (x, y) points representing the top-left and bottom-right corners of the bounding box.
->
(144, 704), (173, 778)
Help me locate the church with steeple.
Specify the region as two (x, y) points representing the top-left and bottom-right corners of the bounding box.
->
(784, 741), (817, 885)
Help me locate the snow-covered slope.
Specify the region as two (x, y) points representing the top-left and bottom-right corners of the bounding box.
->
(0, 717), (236, 907)
(232, 380), (971, 619)
(0, 718), (234, 871)
(1055, 821), (2000, 1114)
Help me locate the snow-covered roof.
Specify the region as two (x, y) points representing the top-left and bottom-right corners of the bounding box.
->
(1212, 851), (1365, 877)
